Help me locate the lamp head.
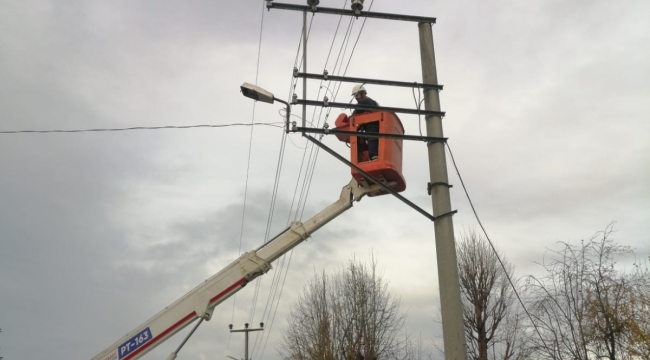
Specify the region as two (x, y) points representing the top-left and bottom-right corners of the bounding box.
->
(240, 82), (275, 104)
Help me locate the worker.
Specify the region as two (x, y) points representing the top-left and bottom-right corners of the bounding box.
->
(351, 84), (379, 160)
(351, 84), (378, 115)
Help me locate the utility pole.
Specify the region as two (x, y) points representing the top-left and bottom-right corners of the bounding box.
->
(229, 323), (264, 360)
(419, 22), (467, 360)
(302, 9), (307, 131)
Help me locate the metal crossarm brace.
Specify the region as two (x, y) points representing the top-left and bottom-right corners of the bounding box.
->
(293, 99), (446, 117)
(294, 71), (443, 91)
(293, 126), (447, 143)
(305, 135), (437, 222)
(266, 1), (437, 23)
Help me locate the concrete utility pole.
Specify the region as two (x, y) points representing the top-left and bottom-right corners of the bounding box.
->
(418, 22), (468, 360)
(302, 10), (307, 129)
(229, 323), (264, 360)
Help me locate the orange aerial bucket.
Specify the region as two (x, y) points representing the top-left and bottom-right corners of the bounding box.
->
(334, 111), (406, 196)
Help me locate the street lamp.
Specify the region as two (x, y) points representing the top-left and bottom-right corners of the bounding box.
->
(240, 82), (291, 133)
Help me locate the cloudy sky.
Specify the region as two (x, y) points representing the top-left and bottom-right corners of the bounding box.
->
(1, 0), (648, 359)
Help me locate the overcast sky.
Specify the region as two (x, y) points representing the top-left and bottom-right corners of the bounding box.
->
(1, 0), (649, 359)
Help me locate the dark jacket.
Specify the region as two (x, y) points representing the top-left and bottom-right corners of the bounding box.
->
(353, 96), (379, 114)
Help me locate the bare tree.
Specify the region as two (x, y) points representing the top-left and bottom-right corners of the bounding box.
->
(526, 224), (649, 360)
(623, 261), (650, 359)
(456, 230), (528, 360)
(280, 256), (421, 360)
(281, 272), (335, 360)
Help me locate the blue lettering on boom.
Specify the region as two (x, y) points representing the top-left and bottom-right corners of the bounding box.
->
(118, 327), (152, 359)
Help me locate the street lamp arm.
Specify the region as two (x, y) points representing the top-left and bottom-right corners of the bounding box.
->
(240, 82), (292, 133)
(273, 98), (291, 133)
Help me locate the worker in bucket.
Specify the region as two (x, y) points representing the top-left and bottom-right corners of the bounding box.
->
(351, 84), (380, 160)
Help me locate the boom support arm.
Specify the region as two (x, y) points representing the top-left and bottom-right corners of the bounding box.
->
(92, 179), (378, 360)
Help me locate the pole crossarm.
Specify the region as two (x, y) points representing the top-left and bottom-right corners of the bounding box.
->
(267, 1), (437, 23)
(305, 135), (437, 222)
(230, 328), (264, 333)
(294, 71), (443, 91)
(293, 99), (446, 117)
(293, 127), (447, 143)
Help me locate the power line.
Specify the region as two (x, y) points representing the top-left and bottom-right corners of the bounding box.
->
(253, 16), (317, 356)
(308, 0), (351, 131)
(251, 5), (352, 356)
(292, 0), (372, 219)
(255, 2), (376, 359)
(254, 5), (336, 355)
(246, 13), (317, 358)
(0, 123), (283, 134)
(298, 2), (375, 218)
(445, 142), (553, 355)
(230, 0), (268, 357)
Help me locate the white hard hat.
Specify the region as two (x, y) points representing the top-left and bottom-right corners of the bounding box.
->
(351, 84), (366, 96)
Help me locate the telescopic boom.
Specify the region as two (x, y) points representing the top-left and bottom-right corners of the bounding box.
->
(92, 179), (379, 360)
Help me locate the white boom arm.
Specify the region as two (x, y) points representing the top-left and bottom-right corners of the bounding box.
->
(92, 179), (379, 360)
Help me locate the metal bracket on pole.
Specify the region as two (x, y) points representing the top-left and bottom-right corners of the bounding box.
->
(293, 99), (445, 117)
(427, 181), (453, 195)
(294, 72), (443, 91)
(305, 135), (437, 222)
(434, 210), (457, 221)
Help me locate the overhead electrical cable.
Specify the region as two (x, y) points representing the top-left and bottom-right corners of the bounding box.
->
(299, 0), (376, 221)
(251, 4), (354, 356)
(246, 13), (317, 357)
(291, 8), (373, 222)
(240, 107), (258, 258)
(251, 1), (374, 356)
(294, 9), (356, 220)
(314, 15), (356, 129)
(325, 0), (375, 123)
(307, 1), (351, 131)
(445, 142), (553, 355)
(246, 24), (303, 358)
(239, 0), (270, 258)
(247, 125), (289, 326)
(230, 0), (267, 357)
(293, 14), (356, 217)
(0, 123), (283, 134)
(256, 2), (379, 359)
(258, 247), (294, 357)
(250, 13), (318, 351)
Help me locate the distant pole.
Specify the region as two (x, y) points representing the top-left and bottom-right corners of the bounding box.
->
(229, 323), (264, 360)
(418, 22), (467, 360)
(302, 10), (307, 130)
